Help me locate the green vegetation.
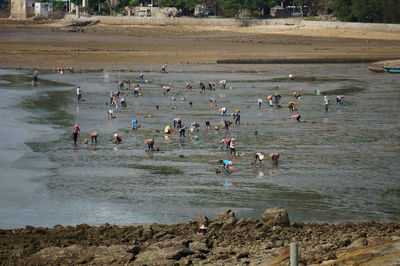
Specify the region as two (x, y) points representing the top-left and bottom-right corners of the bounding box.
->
(333, 0), (400, 23)
(72, 0), (399, 23)
(158, 0), (279, 17)
(54, 0), (66, 10)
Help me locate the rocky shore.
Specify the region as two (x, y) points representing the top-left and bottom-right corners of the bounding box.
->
(1, 208), (399, 265)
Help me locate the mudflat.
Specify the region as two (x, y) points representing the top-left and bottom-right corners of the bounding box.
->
(0, 21), (399, 69)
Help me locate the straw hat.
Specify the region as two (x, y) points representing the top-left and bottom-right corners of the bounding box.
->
(199, 225), (207, 230)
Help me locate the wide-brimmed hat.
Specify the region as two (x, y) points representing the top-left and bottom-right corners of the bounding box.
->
(199, 225), (207, 230)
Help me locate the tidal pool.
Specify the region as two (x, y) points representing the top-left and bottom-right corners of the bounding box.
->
(0, 64), (399, 228)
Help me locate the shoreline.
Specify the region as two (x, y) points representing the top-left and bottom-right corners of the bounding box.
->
(1, 208), (399, 265)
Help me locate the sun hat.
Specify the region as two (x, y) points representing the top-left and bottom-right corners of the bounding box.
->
(199, 225), (207, 230)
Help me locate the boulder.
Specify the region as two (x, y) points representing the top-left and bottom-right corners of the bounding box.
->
(261, 207), (290, 227)
(194, 216), (209, 227)
(135, 245), (193, 263)
(135, 236), (194, 264)
(212, 210), (235, 223)
(30, 245), (133, 265)
(189, 241), (210, 254)
(349, 238), (368, 249)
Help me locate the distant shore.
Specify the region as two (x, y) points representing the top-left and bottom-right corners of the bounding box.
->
(0, 18), (399, 69)
(1, 208), (399, 265)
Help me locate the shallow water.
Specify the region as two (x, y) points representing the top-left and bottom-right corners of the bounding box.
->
(0, 64), (399, 228)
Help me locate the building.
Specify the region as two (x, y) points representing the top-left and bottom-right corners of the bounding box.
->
(194, 3), (217, 17)
(10, 0), (35, 18)
(34, 2), (53, 17)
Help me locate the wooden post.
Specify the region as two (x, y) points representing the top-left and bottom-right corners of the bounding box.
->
(290, 242), (298, 266)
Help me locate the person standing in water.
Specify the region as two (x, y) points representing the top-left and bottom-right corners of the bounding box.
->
(72, 124), (80, 144)
(144, 138), (155, 151)
(131, 119), (138, 130)
(173, 118), (182, 128)
(76, 86), (82, 102)
(269, 153), (280, 166)
(205, 120), (211, 130)
(220, 80), (227, 89)
(219, 159), (233, 173)
(324, 96), (330, 112)
(268, 95), (274, 107)
(90, 131), (98, 144)
(292, 114), (301, 123)
(254, 152), (265, 165)
(179, 126), (186, 137)
(229, 138), (236, 156)
(113, 133), (122, 144)
(220, 107), (227, 116)
(257, 98), (263, 107)
(232, 112), (240, 125)
(336, 95), (344, 104)
(32, 69), (38, 85)
(164, 125), (172, 134)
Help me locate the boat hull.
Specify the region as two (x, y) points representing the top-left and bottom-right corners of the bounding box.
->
(384, 67), (400, 73)
(368, 67), (384, 73)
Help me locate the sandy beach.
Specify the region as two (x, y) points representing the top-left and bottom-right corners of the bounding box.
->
(0, 19), (399, 69)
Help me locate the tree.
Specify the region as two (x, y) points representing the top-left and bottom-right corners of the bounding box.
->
(70, 0), (83, 6)
(128, 0), (139, 7)
(332, 0), (353, 21)
(351, 0), (380, 22)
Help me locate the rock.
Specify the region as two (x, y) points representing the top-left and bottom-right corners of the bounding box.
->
(275, 240), (284, 248)
(194, 216), (209, 227)
(163, 246), (193, 260)
(189, 241), (209, 254)
(135, 236), (194, 264)
(53, 224), (64, 231)
(25, 225), (34, 232)
(236, 251), (249, 259)
(349, 238), (368, 249)
(277, 245), (290, 256)
(128, 245), (140, 255)
(212, 210), (235, 223)
(323, 239), (400, 265)
(154, 236), (192, 249)
(179, 258), (193, 265)
(319, 243), (336, 251)
(30, 245), (133, 265)
(367, 237), (387, 246)
(76, 223), (91, 230)
(236, 218), (258, 227)
(261, 207), (290, 227)
(32, 227), (47, 234)
(221, 217), (237, 229)
(264, 242), (275, 249)
(136, 245), (193, 263)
